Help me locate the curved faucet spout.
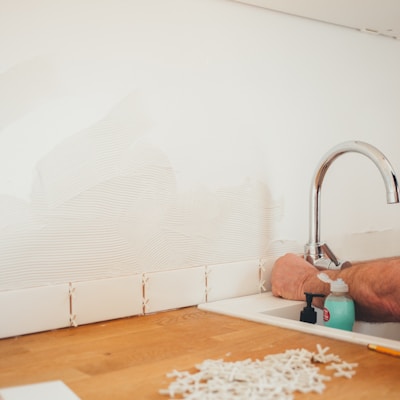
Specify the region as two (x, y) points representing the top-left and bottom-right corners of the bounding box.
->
(305, 140), (400, 270)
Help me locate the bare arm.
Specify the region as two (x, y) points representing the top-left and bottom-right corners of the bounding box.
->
(271, 253), (400, 322)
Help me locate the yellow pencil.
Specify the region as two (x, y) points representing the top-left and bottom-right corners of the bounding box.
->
(367, 344), (400, 358)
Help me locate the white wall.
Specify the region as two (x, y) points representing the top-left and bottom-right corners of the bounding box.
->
(1, 0), (400, 297)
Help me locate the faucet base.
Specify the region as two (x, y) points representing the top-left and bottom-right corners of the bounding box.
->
(304, 242), (351, 270)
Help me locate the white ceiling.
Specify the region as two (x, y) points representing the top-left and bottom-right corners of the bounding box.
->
(234, 0), (400, 40)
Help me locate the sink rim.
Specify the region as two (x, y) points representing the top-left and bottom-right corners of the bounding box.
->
(198, 292), (400, 351)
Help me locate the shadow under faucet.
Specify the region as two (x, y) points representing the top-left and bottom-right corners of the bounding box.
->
(304, 140), (400, 270)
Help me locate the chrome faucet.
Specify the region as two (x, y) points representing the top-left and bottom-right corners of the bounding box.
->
(304, 140), (400, 270)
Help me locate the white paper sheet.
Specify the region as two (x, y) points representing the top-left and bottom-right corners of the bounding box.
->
(0, 381), (80, 400)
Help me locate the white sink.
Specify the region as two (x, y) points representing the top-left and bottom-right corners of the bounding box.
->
(198, 292), (400, 351)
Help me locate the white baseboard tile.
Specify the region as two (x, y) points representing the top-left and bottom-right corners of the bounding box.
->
(70, 275), (143, 326)
(206, 259), (260, 302)
(143, 266), (206, 313)
(0, 284), (70, 339)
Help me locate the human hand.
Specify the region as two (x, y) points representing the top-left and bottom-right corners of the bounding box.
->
(271, 253), (319, 301)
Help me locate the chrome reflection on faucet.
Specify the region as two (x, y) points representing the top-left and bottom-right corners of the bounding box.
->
(305, 140), (400, 270)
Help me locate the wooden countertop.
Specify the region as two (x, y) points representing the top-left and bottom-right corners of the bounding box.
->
(0, 307), (399, 399)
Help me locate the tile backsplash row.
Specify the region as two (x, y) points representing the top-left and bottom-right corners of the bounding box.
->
(1, 258), (273, 339)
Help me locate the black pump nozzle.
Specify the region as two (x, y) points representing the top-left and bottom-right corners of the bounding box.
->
(300, 292), (325, 324)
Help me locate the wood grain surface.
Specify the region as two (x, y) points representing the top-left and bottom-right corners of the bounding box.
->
(0, 307), (399, 399)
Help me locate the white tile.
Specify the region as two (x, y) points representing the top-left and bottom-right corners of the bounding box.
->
(0, 381), (80, 400)
(143, 267), (206, 313)
(0, 285), (70, 339)
(206, 259), (260, 302)
(71, 275), (143, 326)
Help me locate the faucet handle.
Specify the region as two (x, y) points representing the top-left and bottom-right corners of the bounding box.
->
(320, 243), (339, 265)
(313, 258), (351, 270)
(305, 242), (352, 270)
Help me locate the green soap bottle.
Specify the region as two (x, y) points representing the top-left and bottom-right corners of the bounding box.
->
(318, 273), (355, 331)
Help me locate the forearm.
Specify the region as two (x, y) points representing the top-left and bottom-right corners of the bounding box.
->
(303, 259), (400, 322)
(271, 254), (400, 322)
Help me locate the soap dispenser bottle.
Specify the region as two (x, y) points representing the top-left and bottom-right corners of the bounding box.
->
(300, 292), (325, 324)
(318, 273), (355, 331)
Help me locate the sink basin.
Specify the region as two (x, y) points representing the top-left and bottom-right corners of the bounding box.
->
(198, 292), (400, 351)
